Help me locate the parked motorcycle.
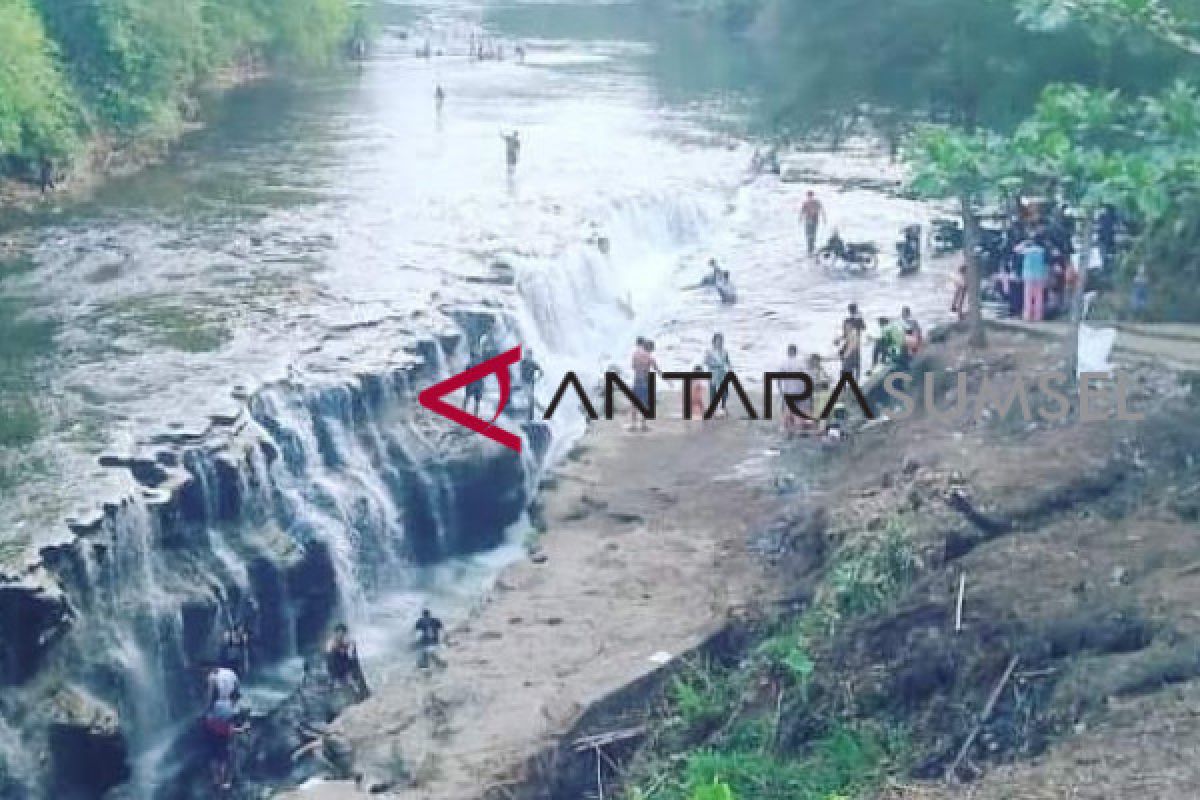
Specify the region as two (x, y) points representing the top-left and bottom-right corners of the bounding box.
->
(819, 234), (879, 270)
(930, 217), (963, 255)
(897, 224), (921, 275)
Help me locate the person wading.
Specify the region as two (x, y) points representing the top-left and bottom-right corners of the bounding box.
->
(202, 664), (245, 792)
(778, 344), (806, 437)
(518, 349), (544, 421)
(703, 333), (733, 417)
(502, 131), (521, 173)
(325, 624), (370, 700)
(415, 609), (446, 669)
(800, 190), (826, 258)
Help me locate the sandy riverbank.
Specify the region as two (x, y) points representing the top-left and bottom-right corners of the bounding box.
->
(281, 401), (793, 799)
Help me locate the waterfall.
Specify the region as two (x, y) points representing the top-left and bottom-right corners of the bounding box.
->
(0, 189), (717, 799)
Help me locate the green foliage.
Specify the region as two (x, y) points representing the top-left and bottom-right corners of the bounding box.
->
(0, 0), (80, 164)
(811, 518), (921, 634)
(670, 660), (738, 735)
(756, 623), (815, 696)
(1, 0), (361, 176)
(906, 126), (1013, 201)
(262, 0), (355, 66)
(691, 776), (736, 800)
(679, 725), (893, 800)
(1016, 0), (1200, 53)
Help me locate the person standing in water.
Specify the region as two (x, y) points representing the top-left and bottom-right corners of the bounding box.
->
(836, 317), (863, 380)
(325, 624), (370, 700)
(502, 131), (521, 173)
(703, 333), (733, 417)
(630, 337), (661, 432)
(415, 609), (446, 669)
(435, 85), (445, 115)
(800, 190), (826, 258)
(202, 663), (244, 791)
(518, 348), (544, 421)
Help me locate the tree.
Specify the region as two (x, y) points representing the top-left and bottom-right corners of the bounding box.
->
(905, 127), (1016, 347)
(1016, 0), (1200, 54)
(1010, 82), (1200, 370)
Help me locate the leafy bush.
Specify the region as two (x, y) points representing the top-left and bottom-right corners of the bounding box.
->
(0, 0), (80, 166)
(1, 0), (360, 174)
(681, 725), (891, 800)
(670, 660), (738, 736)
(812, 518), (922, 634)
(756, 626), (815, 696)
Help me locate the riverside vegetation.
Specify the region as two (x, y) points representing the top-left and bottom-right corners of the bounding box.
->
(0, 0), (367, 186)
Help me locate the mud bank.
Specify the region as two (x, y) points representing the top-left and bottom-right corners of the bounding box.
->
(284, 324), (1200, 800)
(559, 325), (1199, 800)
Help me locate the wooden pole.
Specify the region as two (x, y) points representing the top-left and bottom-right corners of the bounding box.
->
(946, 655), (1020, 782)
(955, 573), (967, 633)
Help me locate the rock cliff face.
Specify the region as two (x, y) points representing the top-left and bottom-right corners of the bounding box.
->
(0, 314), (544, 799)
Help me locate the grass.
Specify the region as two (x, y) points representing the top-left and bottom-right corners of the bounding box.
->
(625, 516), (923, 800)
(808, 517), (922, 636)
(632, 723), (902, 800)
(669, 659), (739, 737)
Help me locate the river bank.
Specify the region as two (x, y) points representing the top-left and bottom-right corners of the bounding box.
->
(0, 57), (270, 216)
(272, 319), (1199, 800)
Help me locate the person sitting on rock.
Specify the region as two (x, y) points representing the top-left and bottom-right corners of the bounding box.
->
(325, 624), (370, 700)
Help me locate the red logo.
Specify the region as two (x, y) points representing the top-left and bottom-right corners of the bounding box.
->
(418, 346), (523, 452)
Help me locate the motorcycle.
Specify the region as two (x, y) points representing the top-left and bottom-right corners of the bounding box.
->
(897, 224), (921, 275)
(930, 217), (963, 255)
(819, 235), (879, 271)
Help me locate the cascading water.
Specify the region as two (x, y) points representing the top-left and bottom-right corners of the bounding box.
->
(0, 182), (720, 798)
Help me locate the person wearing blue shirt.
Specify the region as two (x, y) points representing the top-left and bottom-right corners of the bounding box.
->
(1016, 236), (1048, 321)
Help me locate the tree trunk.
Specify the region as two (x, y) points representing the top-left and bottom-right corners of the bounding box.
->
(1064, 215), (1095, 379)
(960, 194), (987, 348)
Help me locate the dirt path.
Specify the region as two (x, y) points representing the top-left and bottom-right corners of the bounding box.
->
(989, 318), (1200, 370)
(283, 407), (786, 799)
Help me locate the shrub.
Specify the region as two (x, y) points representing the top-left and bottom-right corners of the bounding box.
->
(0, 0), (80, 166)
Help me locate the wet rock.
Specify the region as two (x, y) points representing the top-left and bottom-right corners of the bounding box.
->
(0, 573), (71, 684)
(47, 686), (130, 797)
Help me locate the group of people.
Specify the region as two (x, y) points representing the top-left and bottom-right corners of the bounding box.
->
(835, 302), (923, 379)
(198, 608), (446, 791)
(201, 622), (254, 791)
(971, 197), (1133, 323)
(461, 333), (544, 422)
(685, 258), (737, 305)
(468, 33), (525, 63)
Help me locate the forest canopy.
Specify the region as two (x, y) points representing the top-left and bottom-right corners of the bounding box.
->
(0, 0), (363, 177)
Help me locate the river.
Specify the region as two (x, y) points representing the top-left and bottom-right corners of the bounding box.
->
(0, 1), (950, 797)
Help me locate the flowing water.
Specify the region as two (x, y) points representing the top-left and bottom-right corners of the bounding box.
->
(0, 1), (952, 796)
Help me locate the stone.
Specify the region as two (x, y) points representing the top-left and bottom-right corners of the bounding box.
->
(46, 686), (130, 796)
